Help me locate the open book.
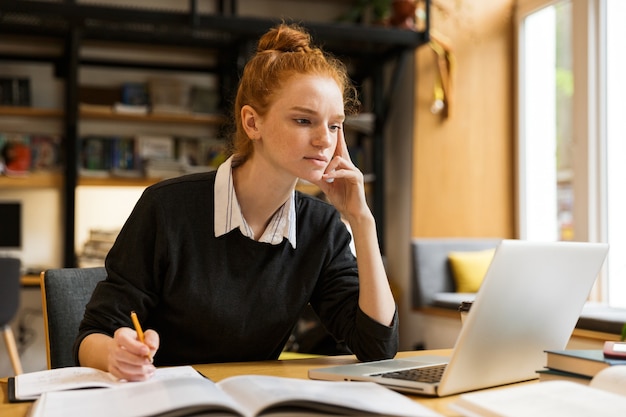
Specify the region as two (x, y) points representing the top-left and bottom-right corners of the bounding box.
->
(25, 368), (442, 417)
(450, 364), (626, 417)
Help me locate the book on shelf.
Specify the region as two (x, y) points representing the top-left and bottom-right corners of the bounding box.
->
(80, 135), (113, 177)
(120, 82), (149, 107)
(176, 136), (227, 171)
(0, 132), (31, 177)
(30, 134), (62, 171)
(0, 76), (31, 106)
(1, 132), (62, 175)
(136, 135), (175, 161)
(545, 349), (626, 378)
(16, 365), (441, 417)
(149, 77), (191, 115)
(113, 102), (149, 115)
(78, 134), (223, 180)
(80, 135), (142, 178)
(451, 365), (626, 417)
(77, 227), (119, 267)
(189, 85), (219, 114)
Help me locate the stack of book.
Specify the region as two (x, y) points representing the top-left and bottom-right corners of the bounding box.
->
(77, 228), (120, 268)
(538, 348), (626, 384)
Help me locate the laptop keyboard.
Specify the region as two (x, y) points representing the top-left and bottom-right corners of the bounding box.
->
(372, 364), (447, 383)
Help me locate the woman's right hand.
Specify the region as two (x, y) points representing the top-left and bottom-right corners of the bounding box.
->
(107, 327), (159, 381)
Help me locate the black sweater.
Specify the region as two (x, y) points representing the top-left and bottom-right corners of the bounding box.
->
(75, 171), (398, 366)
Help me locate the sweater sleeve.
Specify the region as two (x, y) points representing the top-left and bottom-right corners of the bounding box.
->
(307, 207), (399, 362)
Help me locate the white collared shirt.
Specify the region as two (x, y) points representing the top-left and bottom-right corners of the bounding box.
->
(214, 156), (297, 248)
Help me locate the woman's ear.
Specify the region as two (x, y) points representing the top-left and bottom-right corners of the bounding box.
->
(241, 105), (261, 140)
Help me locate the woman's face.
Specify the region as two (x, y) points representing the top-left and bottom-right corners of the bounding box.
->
(253, 73), (345, 184)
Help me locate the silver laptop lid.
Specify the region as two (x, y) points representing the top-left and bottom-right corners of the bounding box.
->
(437, 239), (609, 396)
(308, 240), (609, 397)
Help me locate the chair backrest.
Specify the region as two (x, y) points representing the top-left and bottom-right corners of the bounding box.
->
(411, 238), (501, 308)
(0, 257), (21, 326)
(41, 267), (106, 369)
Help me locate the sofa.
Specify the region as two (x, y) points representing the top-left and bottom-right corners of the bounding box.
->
(410, 238), (626, 349)
(411, 238), (501, 311)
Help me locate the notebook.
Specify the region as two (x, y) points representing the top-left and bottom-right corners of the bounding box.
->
(309, 239), (609, 397)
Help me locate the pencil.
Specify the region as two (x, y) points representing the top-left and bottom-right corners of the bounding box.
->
(130, 310), (145, 344)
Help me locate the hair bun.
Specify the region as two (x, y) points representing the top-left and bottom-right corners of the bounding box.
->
(257, 23), (313, 54)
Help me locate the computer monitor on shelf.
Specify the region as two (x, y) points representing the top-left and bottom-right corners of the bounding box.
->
(0, 201), (22, 252)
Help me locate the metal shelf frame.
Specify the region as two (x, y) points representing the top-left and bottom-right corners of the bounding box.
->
(0, 0), (430, 265)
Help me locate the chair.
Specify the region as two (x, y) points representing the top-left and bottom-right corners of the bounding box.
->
(0, 257), (23, 375)
(40, 267), (106, 369)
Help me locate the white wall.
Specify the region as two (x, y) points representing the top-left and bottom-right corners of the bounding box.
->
(75, 186), (144, 254)
(0, 189), (63, 271)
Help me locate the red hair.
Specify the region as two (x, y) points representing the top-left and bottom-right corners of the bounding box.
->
(232, 23), (358, 161)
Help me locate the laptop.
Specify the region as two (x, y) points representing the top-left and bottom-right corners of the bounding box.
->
(309, 239), (609, 397)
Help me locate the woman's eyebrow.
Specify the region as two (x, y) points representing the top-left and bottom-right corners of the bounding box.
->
(290, 106), (316, 114)
(290, 106), (345, 121)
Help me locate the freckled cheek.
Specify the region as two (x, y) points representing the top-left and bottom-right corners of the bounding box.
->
(330, 139), (338, 155)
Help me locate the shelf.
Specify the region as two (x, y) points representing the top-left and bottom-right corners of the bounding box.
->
(0, 171), (62, 188)
(78, 176), (162, 187)
(0, 106), (62, 118)
(80, 107), (227, 126)
(20, 274), (41, 287)
(0, 1), (429, 63)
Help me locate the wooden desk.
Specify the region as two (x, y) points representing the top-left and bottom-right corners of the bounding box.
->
(0, 349), (512, 417)
(195, 350), (461, 416)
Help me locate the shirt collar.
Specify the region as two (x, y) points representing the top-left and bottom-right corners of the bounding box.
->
(214, 155), (297, 248)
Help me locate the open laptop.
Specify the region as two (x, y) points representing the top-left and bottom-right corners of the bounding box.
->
(308, 239), (609, 397)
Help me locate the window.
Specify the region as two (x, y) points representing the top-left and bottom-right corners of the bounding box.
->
(517, 0), (626, 307)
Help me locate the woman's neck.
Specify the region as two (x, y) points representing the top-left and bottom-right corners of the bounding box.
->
(232, 157), (296, 239)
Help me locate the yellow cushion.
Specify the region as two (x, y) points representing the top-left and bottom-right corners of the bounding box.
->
(448, 249), (496, 293)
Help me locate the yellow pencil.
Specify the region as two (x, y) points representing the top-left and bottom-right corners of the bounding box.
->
(130, 310), (153, 363)
(130, 310), (145, 344)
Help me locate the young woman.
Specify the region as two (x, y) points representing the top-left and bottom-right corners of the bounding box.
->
(75, 23), (398, 381)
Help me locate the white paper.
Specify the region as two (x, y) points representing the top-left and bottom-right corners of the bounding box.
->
(590, 365), (626, 397)
(218, 375), (443, 417)
(451, 380), (626, 417)
(28, 376), (242, 417)
(16, 365), (201, 400)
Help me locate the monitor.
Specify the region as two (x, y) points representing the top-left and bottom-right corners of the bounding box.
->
(0, 201), (21, 249)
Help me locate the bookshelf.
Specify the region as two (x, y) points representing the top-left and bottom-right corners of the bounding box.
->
(0, 0), (430, 266)
(80, 107), (227, 126)
(0, 106), (62, 119)
(0, 172), (63, 189)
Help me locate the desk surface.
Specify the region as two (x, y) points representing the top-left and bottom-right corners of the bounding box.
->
(0, 349), (524, 417)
